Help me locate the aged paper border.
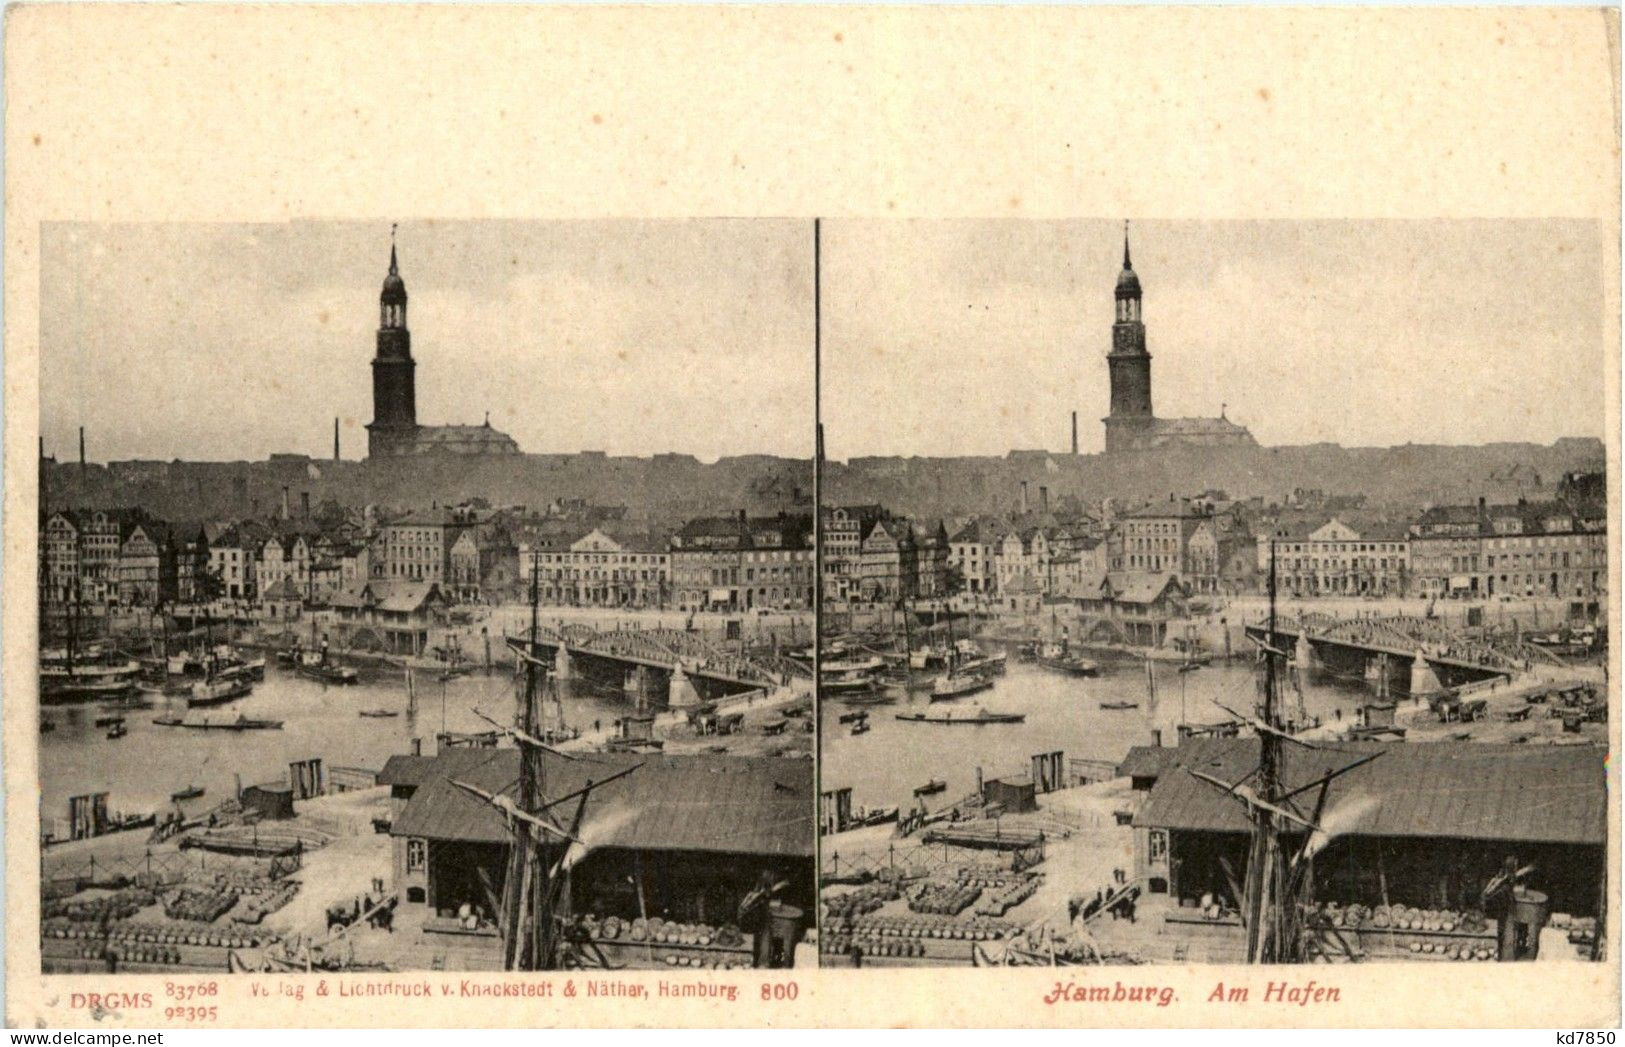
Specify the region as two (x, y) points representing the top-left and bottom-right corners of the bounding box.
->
(5, 4), (1620, 1029)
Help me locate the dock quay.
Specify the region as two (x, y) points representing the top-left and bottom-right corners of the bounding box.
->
(823, 729), (1608, 967)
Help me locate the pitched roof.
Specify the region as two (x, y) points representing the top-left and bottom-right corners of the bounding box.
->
(262, 577), (303, 600)
(1117, 745), (1176, 780)
(1107, 573), (1185, 605)
(1134, 738), (1606, 846)
(390, 748), (813, 858)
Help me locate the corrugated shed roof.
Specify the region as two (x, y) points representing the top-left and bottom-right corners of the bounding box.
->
(391, 749), (813, 858)
(1134, 739), (1606, 845)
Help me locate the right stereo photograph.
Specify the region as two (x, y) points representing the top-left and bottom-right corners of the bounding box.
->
(816, 218), (1610, 969)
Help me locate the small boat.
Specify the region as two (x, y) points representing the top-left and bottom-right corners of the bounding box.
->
(836, 709), (870, 724)
(956, 653), (1008, 676)
(154, 712), (284, 731)
(171, 784), (205, 802)
(1176, 662), (1203, 674)
(93, 712), (126, 728)
(188, 677), (253, 707)
(823, 656), (886, 674)
(833, 691), (897, 706)
(1037, 652), (1101, 677)
(358, 708), (400, 719)
(931, 671), (994, 701)
(914, 778), (947, 795)
(296, 660), (359, 685)
(216, 656), (267, 682)
(895, 707), (1025, 725)
(1099, 700), (1139, 711)
(105, 722), (128, 740)
(850, 720), (871, 736)
(820, 668), (878, 694)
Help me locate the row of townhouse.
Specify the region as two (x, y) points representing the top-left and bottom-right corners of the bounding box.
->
(820, 507), (951, 604)
(1408, 497), (1607, 601)
(945, 519), (1110, 612)
(40, 509), (370, 611)
(671, 511), (815, 614)
(1254, 494), (1608, 602)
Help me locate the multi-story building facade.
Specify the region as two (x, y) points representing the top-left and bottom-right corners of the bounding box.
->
(450, 523), (521, 605)
(948, 520), (998, 603)
(257, 531), (314, 602)
(1260, 517), (1411, 597)
(857, 518), (915, 604)
(372, 507), (478, 586)
(174, 527), (212, 603)
(116, 520), (176, 607)
(671, 513), (813, 613)
(78, 510), (128, 607)
(1409, 498), (1608, 602)
(519, 527), (670, 608)
(912, 521), (951, 599)
(1117, 499), (1221, 593)
(822, 504), (885, 602)
(41, 511), (83, 608)
(207, 527), (258, 600)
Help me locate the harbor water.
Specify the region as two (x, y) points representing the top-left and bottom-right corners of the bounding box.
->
(38, 663), (635, 831)
(820, 653), (1379, 814)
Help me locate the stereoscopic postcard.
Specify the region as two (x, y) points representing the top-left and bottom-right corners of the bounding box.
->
(4, 4), (1619, 1030)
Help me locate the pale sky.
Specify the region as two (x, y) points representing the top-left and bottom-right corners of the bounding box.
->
(41, 220), (815, 462)
(820, 219), (1609, 459)
(40, 219), (1608, 464)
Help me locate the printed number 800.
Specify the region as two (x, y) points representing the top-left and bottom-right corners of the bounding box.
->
(761, 983), (799, 1002)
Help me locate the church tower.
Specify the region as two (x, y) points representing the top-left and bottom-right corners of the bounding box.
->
(1103, 225), (1154, 454)
(367, 232), (418, 458)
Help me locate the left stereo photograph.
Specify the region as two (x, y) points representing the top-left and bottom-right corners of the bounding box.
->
(34, 219), (818, 974)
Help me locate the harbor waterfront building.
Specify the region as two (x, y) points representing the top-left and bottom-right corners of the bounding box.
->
(371, 506), (482, 586)
(1409, 496), (1608, 604)
(1258, 516), (1411, 597)
(380, 749), (813, 969)
(671, 512), (814, 613)
(821, 504), (885, 602)
(518, 526), (671, 609)
(1115, 497), (1221, 595)
(365, 240), (520, 460)
(1126, 739), (1606, 960)
(1101, 231), (1257, 455)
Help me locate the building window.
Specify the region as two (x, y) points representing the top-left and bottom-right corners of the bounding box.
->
(407, 838), (426, 872)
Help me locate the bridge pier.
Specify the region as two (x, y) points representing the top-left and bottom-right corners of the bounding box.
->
(1409, 649), (1442, 696)
(1294, 633), (1319, 674)
(667, 663), (701, 709)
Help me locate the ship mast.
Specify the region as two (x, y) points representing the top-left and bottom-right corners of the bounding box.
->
(1193, 539), (1381, 964)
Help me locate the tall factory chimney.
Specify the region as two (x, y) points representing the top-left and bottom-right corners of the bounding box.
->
(1071, 412), (1078, 456)
(79, 426), (86, 468)
(334, 418), (340, 462)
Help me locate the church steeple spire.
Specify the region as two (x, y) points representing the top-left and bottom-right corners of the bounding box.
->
(1123, 220), (1132, 270)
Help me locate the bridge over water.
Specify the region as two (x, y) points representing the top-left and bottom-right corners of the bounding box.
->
(1244, 612), (1566, 694)
(505, 625), (810, 708)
